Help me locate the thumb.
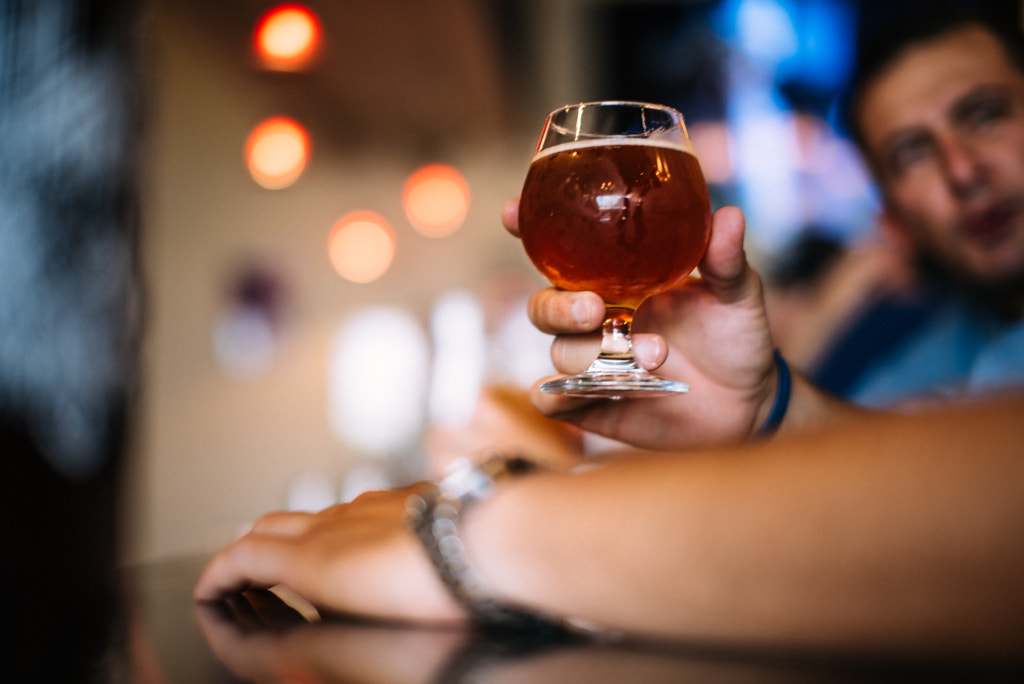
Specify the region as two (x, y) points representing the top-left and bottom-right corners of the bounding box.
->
(502, 198), (521, 238)
(698, 205), (756, 301)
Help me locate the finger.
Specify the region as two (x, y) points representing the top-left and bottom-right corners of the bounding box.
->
(549, 331), (602, 374)
(244, 588), (310, 629)
(221, 591), (270, 631)
(502, 198), (521, 237)
(246, 511), (315, 537)
(698, 205), (750, 296)
(632, 333), (669, 369)
(527, 288), (605, 335)
(195, 534), (300, 601)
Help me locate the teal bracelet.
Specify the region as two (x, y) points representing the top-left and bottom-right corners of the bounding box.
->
(754, 349), (790, 439)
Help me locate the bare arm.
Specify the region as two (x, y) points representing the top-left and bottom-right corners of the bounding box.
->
(197, 394), (1024, 658)
(465, 394), (1024, 657)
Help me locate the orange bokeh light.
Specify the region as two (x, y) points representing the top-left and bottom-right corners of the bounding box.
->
(328, 211), (396, 284)
(254, 4), (321, 71)
(402, 164), (470, 238)
(245, 116), (310, 189)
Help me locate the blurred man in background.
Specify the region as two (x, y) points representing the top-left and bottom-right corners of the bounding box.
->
(801, 2), (1024, 406)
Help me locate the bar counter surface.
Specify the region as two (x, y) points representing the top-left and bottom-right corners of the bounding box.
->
(121, 555), (1024, 683)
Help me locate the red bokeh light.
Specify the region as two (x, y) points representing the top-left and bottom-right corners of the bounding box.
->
(254, 4), (321, 71)
(328, 211), (396, 284)
(402, 164), (470, 238)
(244, 116), (310, 189)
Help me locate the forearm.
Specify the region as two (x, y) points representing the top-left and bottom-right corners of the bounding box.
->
(463, 395), (1024, 657)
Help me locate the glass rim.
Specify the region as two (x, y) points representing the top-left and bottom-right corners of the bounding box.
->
(547, 100), (683, 118)
(540, 100), (688, 144)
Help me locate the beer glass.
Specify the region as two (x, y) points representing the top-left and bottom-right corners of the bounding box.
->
(519, 101), (711, 398)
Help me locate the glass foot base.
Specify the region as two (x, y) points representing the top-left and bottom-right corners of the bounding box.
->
(540, 372), (689, 400)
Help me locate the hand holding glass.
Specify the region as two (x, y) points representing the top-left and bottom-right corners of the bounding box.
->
(518, 101), (711, 398)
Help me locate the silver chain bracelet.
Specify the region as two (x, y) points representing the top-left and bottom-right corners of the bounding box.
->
(406, 456), (562, 632)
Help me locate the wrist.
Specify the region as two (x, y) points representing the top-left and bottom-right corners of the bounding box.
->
(406, 456), (563, 632)
(752, 349), (791, 440)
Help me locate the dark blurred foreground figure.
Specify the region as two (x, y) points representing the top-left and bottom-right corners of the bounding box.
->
(0, 0), (143, 680)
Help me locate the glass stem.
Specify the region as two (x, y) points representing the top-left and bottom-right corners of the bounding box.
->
(594, 307), (640, 368)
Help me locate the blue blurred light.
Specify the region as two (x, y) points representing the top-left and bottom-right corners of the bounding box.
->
(713, 0), (855, 95)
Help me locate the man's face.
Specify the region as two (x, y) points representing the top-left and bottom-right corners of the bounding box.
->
(857, 26), (1024, 294)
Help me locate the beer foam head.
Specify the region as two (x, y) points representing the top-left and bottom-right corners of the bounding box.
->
(532, 135), (694, 162)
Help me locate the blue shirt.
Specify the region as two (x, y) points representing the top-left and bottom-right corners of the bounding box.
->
(812, 293), (1022, 408)
(968, 316), (1024, 393)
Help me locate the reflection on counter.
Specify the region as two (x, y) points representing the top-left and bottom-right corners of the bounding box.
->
(186, 571), (1023, 684)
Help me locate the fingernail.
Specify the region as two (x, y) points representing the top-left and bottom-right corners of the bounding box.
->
(633, 337), (657, 366)
(572, 297), (593, 327)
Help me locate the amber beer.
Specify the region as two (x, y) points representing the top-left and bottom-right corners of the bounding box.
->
(519, 139), (711, 310)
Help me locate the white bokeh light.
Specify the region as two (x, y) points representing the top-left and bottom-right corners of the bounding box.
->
(328, 307), (429, 457)
(428, 289), (486, 428)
